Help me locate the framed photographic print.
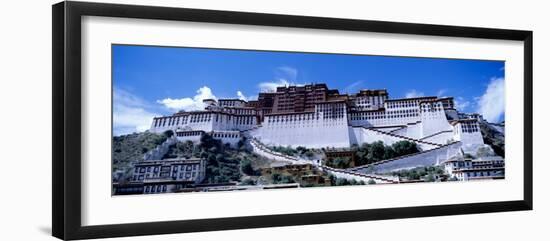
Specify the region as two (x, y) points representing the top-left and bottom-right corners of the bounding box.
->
(52, 1), (533, 240)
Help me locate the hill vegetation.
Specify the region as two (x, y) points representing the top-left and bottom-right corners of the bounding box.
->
(163, 134), (255, 184)
(112, 131), (169, 182)
(389, 165), (445, 182)
(325, 140), (420, 168)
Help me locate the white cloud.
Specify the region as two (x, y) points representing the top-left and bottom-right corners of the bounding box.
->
(277, 66), (298, 81)
(258, 79), (302, 92)
(113, 88), (160, 136)
(436, 89), (448, 97)
(235, 91), (258, 101)
(157, 86), (216, 111)
(343, 80), (364, 94)
(405, 89), (425, 98)
(476, 77), (505, 123)
(237, 91), (247, 101)
(454, 96), (470, 111)
(258, 66), (304, 92)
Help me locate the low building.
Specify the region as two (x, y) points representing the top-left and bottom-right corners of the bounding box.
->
(219, 98), (247, 108)
(324, 149), (357, 167)
(175, 129), (241, 148)
(451, 119), (484, 146)
(442, 156), (504, 181)
(129, 158), (206, 194)
(261, 162), (314, 176)
(300, 174), (331, 186)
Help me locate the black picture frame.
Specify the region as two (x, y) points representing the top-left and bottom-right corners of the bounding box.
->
(52, 1), (533, 240)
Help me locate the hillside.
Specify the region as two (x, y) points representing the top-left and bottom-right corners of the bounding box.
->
(112, 131), (169, 182)
(479, 121), (505, 157)
(161, 134), (246, 184)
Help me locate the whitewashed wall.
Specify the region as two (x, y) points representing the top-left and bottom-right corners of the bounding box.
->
(350, 127), (439, 150)
(421, 131), (454, 145)
(259, 115), (351, 148)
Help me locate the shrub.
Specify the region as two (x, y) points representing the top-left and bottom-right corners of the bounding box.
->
(271, 173), (295, 184)
(335, 178), (349, 186)
(163, 130), (174, 138)
(353, 140), (420, 165)
(240, 178), (256, 185)
(240, 158), (255, 175)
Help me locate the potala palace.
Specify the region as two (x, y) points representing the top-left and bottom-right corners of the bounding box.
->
(145, 83), (504, 185)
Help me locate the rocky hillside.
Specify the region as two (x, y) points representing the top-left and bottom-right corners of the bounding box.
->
(479, 121), (505, 157)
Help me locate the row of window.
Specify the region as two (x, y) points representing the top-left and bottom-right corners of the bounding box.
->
(176, 131), (203, 137)
(349, 111), (420, 121)
(153, 116), (188, 127)
(267, 113), (318, 123)
(145, 185), (167, 193)
(135, 164), (199, 174)
(472, 160), (504, 166)
(265, 121), (347, 129)
(155, 114), (257, 129)
(212, 132), (240, 139)
(133, 171), (200, 182)
(227, 108), (255, 115)
(420, 102), (444, 111)
(354, 96), (384, 105)
(461, 170), (502, 178)
(190, 114), (211, 123)
(454, 122), (480, 134)
(219, 100), (245, 107)
(448, 161), (504, 170)
(386, 99), (431, 109)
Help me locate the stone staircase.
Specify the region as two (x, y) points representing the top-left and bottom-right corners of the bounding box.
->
(363, 127), (443, 147)
(247, 136), (399, 184)
(419, 130), (453, 141)
(249, 138), (307, 164)
(319, 165), (399, 184)
(142, 135), (178, 161)
(348, 141), (462, 174)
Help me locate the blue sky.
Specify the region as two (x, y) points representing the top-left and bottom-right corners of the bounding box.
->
(113, 44), (505, 135)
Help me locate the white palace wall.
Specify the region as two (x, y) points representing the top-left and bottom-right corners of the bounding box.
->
(419, 101), (454, 137)
(258, 102), (351, 148)
(175, 130), (241, 148)
(258, 114), (350, 148)
(404, 122), (422, 139)
(349, 111), (421, 127)
(420, 131), (454, 145)
(150, 112), (257, 134)
(175, 131), (203, 143)
(147, 96), (484, 154)
(211, 131), (241, 148)
(350, 127), (439, 150)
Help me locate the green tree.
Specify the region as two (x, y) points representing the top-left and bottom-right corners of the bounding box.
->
(476, 145), (495, 157)
(335, 178), (349, 186)
(237, 137), (245, 148)
(425, 174), (436, 182)
(382, 146), (396, 159)
(163, 130), (174, 138)
(240, 158), (254, 175)
(392, 141), (419, 156)
(367, 141), (386, 161)
(240, 178), (256, 185)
